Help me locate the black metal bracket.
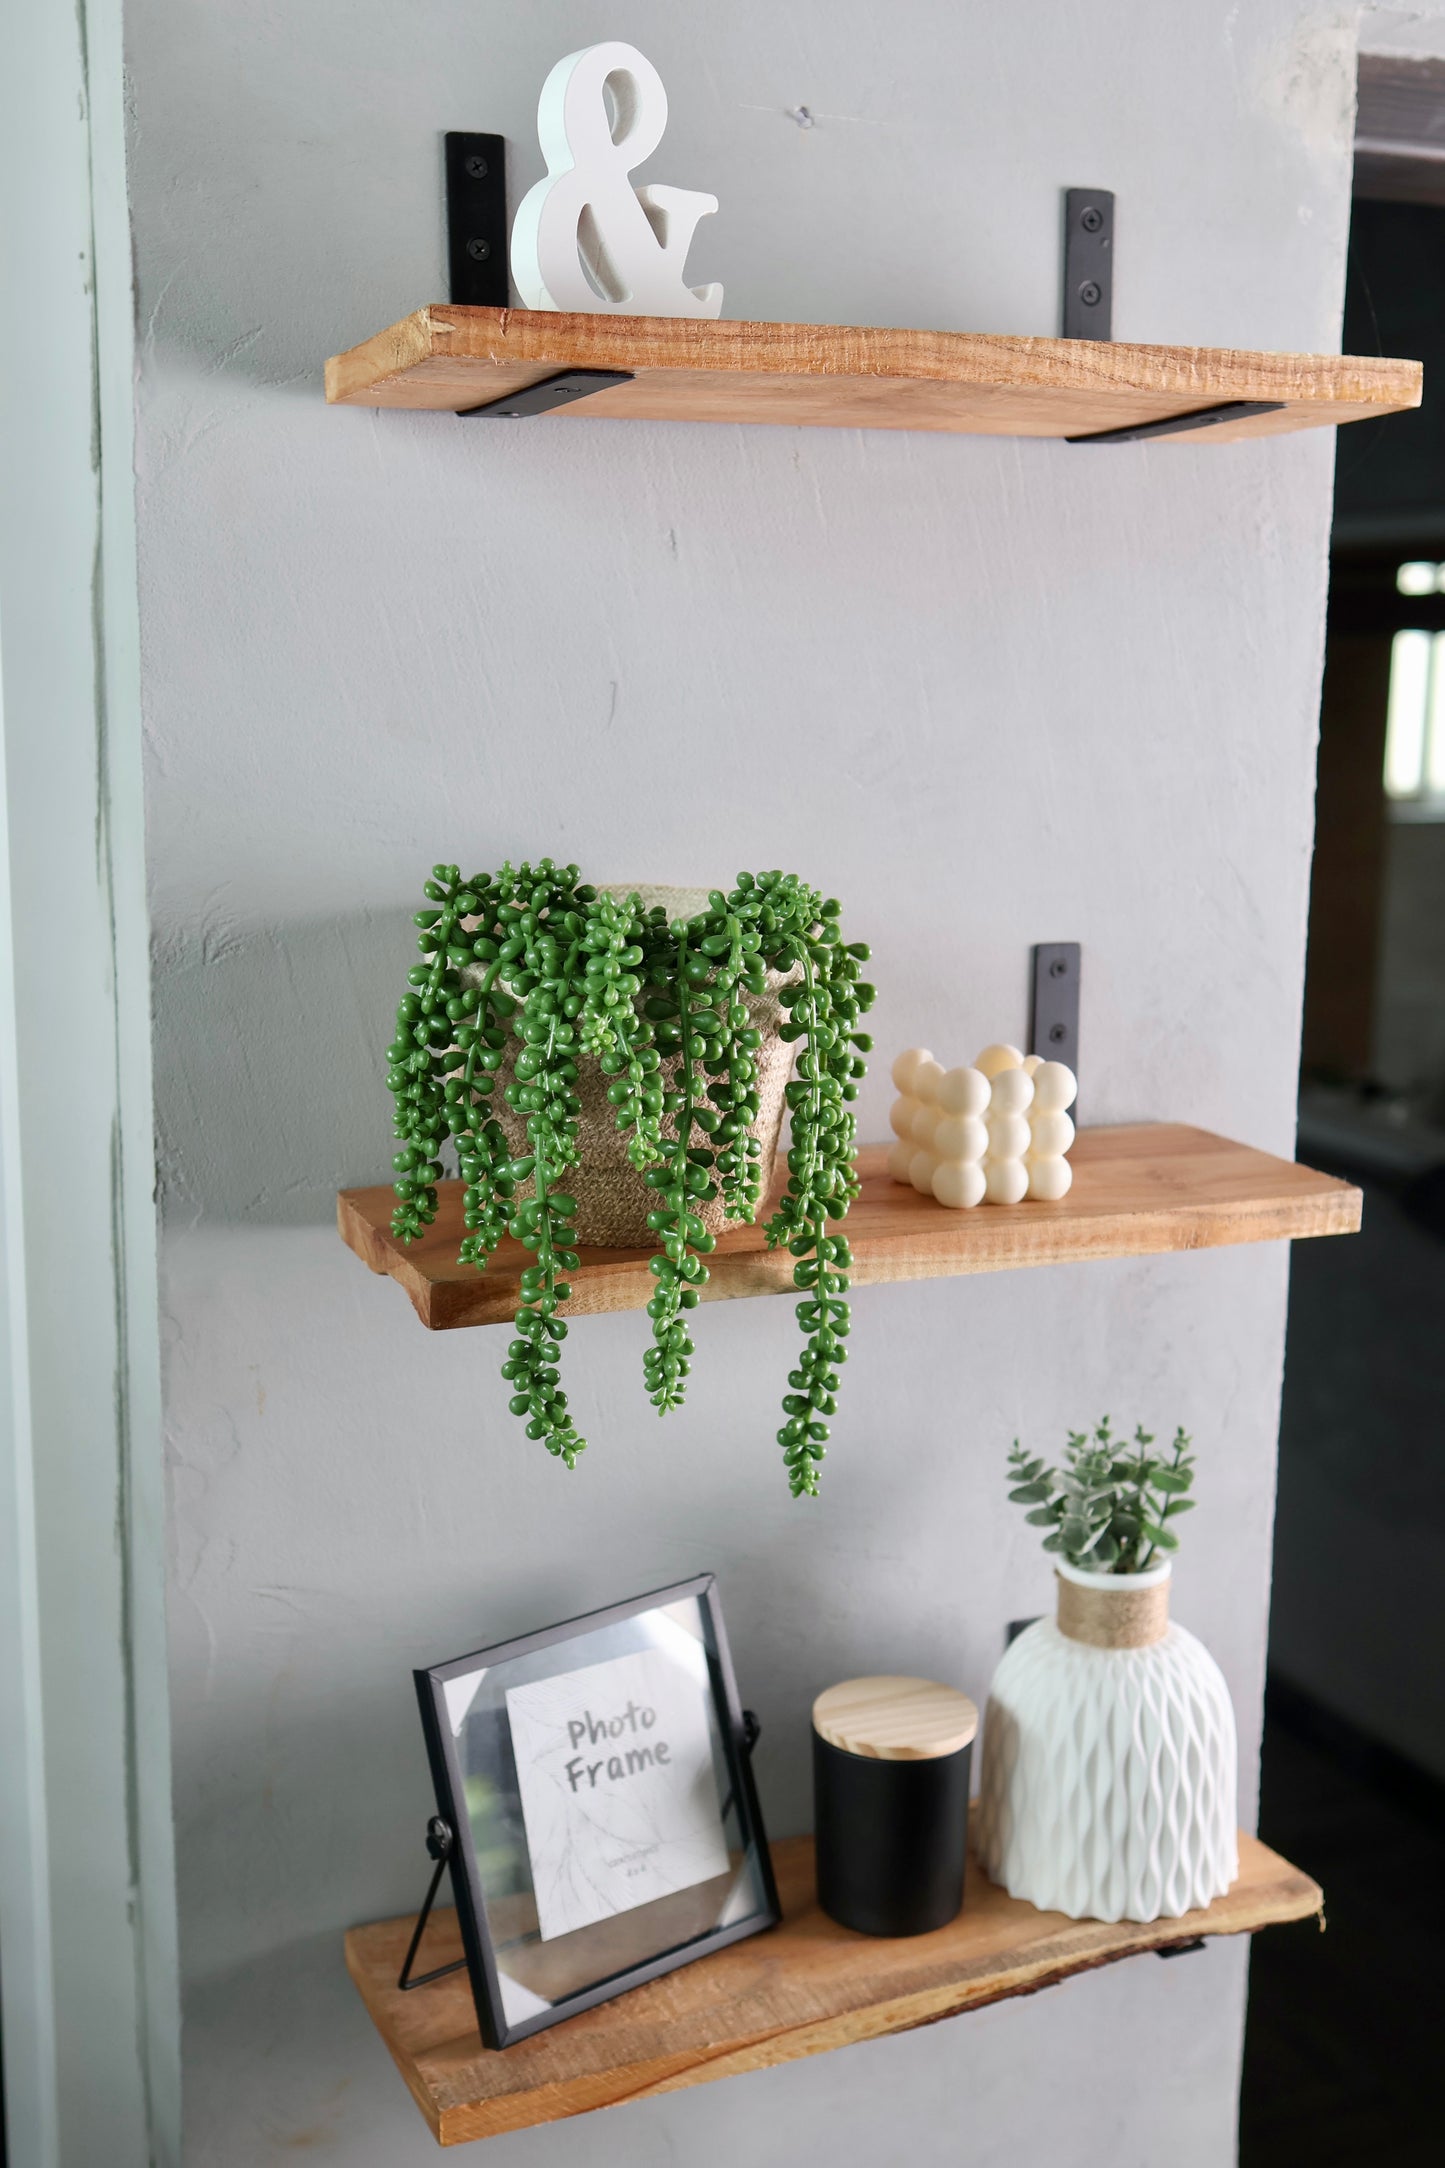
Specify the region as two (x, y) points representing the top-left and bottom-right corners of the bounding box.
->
(445, 131), (509, 308)
(445, 133), (634, 419)
(1066, 399), (1286, 446)
(456, 368), (636, 419)
(397, 1816), (467, 1992)
(1059, 191), (1285, 444)
(1156, 1936), (1207, 1960)
(1063, 189), (1114, 340)
(1029, 942), (1081, 1110)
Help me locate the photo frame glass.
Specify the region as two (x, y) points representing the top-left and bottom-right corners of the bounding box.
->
(418, 1578), (777, 2044)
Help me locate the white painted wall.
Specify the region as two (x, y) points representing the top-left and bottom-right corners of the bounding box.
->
(1362, 1), (1445, 61)
(126, 2), (1361, 2159)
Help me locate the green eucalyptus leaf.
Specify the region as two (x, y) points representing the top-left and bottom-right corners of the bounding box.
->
(1006, 1418), (1201, 1572)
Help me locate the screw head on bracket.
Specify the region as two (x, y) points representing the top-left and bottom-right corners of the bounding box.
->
(1049, 1023), (1067, 1043)
(464, 155), (490, 180)
(1078, 280), (1102, 307)
(1050, 957), (1069, 978)
(1080, 205), (1104, 233)
(467, 237), (491, 262)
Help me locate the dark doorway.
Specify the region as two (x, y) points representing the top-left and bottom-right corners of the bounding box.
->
(1240, 62), (1445, 2168)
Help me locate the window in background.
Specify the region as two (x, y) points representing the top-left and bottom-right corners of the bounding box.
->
(1395, 560), (1445, 596)
(1383, 564), (1445, 812)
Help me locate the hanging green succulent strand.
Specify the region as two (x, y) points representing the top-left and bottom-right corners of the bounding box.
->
(386, 863), (875, 1496)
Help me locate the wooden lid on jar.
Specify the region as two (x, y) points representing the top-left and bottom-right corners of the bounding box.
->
(812, 1675), (979, 1761)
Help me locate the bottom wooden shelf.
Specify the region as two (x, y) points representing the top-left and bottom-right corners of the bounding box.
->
(345, 1828), (1321, 2146)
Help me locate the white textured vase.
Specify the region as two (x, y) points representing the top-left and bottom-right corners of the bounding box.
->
(977, 1561), (1238, 1922)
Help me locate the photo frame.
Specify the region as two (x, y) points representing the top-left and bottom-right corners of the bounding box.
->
(413, 1573), (780, 2048)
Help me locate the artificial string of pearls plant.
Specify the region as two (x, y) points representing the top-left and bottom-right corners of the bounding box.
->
(386, 862), (875, 1496)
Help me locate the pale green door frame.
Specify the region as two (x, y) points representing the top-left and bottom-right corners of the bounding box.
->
(0, 2), (179, 2163)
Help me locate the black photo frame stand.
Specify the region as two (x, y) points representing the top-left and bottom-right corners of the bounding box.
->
(408, 1574), (780, 2048)
(396, 1816), (468, 1993)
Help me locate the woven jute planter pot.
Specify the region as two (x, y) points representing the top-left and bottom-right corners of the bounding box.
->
(475, 885), (796, 1250)
(976, 1561), (1238, 1923)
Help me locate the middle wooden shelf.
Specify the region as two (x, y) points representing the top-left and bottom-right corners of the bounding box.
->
(338, 1122), (1361, 1331)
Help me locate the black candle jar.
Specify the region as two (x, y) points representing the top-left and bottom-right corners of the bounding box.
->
(812, 1675), (978, 1937)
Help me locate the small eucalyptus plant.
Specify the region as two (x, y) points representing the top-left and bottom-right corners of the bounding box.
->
(1005, 1419), (1197, 1573)
(386, 861), (875, 1496)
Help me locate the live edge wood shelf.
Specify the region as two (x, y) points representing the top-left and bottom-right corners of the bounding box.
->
(346, 1827), (1321, 2146)
(337, 1125), (1361, 1332)
(325, 305), (1421, 440)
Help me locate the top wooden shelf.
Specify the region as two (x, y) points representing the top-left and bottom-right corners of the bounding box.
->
(325, 306), (1421, 440)
(338, 1124), (1362, 1332)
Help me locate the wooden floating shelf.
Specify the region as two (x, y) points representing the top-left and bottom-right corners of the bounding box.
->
(345, 1827), (1321, 2147)
(337, 1124), (1361, 1332)
(325, 305), (1421, 440)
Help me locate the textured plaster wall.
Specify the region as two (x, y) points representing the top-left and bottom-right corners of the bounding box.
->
(128, 2), (1357, 2161)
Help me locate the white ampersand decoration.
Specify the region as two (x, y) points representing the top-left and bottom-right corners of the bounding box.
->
(510, 43), (723, 318)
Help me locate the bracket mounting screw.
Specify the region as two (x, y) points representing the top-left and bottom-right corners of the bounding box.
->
(1080, 205), (1104, 233)
(1078, 280), (1102, 307)
(464, 155), (490, 180)
(467, 237), (491, 262)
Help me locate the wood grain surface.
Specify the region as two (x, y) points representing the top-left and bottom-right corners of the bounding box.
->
(812, 1676), (978, 1760)
(344, 1828), (1322, 2145)
(324, 305), (1421, 439)
(336, 1125), (1362, 1331)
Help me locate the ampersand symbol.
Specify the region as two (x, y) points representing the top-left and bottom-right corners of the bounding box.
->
(510, 43), (723, 318)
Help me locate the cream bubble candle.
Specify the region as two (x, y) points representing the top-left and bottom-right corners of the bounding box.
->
(981, 1058), (1033, 1204)
(1025, 1059), (1077, 1198)
(886, 1043), (1077, 1209)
